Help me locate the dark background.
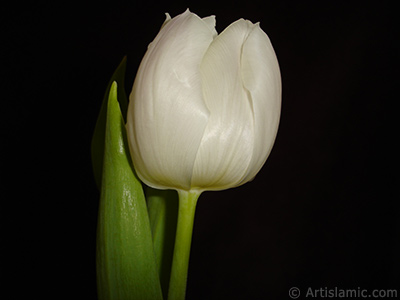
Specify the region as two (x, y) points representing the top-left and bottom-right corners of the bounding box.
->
(4, 0), (398, 299)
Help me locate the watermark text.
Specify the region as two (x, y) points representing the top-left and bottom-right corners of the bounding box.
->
(289, 287), (398, 299)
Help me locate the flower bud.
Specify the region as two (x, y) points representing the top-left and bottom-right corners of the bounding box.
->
(126, 9), (281, 192)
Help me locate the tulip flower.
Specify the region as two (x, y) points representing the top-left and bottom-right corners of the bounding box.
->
(126, 9), (281, 300)
(126, 9), (281, 193)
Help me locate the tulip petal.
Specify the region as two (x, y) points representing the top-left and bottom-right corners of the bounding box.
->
(192, 20), (256, 190)
(127, 10), (214, 190)
(240, 24), (281, 183)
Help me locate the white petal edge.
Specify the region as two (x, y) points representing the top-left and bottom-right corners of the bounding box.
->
(160, 13), (172, 29)
(201, 15), (217, 38)
(239, 23), (282, 184)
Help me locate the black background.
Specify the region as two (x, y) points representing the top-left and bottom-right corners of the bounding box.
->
(4, 0), (398, 299)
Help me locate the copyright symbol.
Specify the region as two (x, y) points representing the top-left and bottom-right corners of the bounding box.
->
(289, 287), (300, 299)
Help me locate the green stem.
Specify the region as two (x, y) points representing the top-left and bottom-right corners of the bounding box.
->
(167, 190), (201, 300)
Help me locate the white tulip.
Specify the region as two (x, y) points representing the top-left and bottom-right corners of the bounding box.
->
(126, 9), (281, 193)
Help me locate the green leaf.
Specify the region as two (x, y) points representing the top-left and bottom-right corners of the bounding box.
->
(91, 56), (128, 189)
(146, 187), (178, 299)
(96, 82), (163, 300)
